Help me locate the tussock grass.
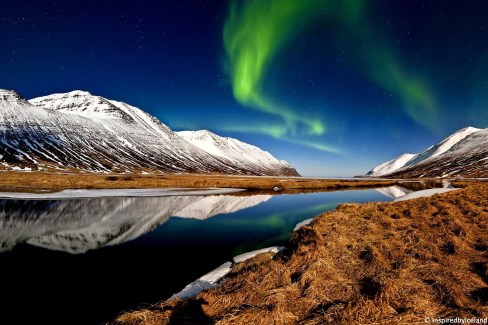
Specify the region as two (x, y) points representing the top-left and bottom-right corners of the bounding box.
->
(114, 183), (488, 324)
(114, 310), (166, 325)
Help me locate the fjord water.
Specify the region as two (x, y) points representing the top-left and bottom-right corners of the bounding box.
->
(0, 187), (406, 324)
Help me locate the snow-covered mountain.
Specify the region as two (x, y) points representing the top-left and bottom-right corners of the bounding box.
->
(366, 153), (416, 176)
(0, 194), (272, 254)
(366, 126), (488, 178)
(0, 89), (298, 176)
(177, 130), (296, 177)
(402, 126), (480, 168)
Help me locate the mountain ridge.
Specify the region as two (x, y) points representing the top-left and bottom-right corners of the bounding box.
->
(177, 130), (295, 176)
(366, 126), (488, 178)
(366, 153), (416, 176)
(0, 89), (299, 176)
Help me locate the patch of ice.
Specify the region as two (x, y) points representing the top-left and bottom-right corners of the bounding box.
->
(394, 188), (458, 202)
(0, 188), (244, 199)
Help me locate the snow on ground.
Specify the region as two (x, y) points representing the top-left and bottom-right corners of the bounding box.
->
(170, 262), (233, 300)
(171, 246), (285, 300)
(394, 188), (458, 201)
(233, 246), (284, 263)
(0, 188), (244, 199)
(293, 218), (315, 231)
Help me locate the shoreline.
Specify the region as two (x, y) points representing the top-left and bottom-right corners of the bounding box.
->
(0, 187), (245, 199)
(114, 182), (488, 324)
(0, 171), (399, 193)
(165, 185), (460, 302)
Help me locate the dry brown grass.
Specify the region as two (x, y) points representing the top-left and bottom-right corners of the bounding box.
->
(0, 171), (398, 193)
(114, 183), (488, 325)
(114, 310), (167, 325)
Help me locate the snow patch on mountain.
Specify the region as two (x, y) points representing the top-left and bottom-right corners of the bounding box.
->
(30, 90), (132, 121)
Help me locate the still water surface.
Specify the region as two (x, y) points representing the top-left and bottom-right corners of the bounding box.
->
(0, 185), (416, 324)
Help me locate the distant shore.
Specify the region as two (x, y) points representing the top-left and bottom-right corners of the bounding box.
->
(114, 181), (488, 324)
(0, 171), (399, 193)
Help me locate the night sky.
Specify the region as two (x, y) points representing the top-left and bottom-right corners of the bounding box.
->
(2, 0), (488, 176)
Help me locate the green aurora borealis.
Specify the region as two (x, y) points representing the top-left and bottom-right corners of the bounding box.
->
(224, 0), (327, 140)
(224, 0), (439, 152)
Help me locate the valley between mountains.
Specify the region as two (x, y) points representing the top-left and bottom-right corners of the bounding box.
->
(1, 88), (486, 325)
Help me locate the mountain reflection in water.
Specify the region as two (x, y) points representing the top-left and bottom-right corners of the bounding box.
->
(0, 195), (272, 253)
